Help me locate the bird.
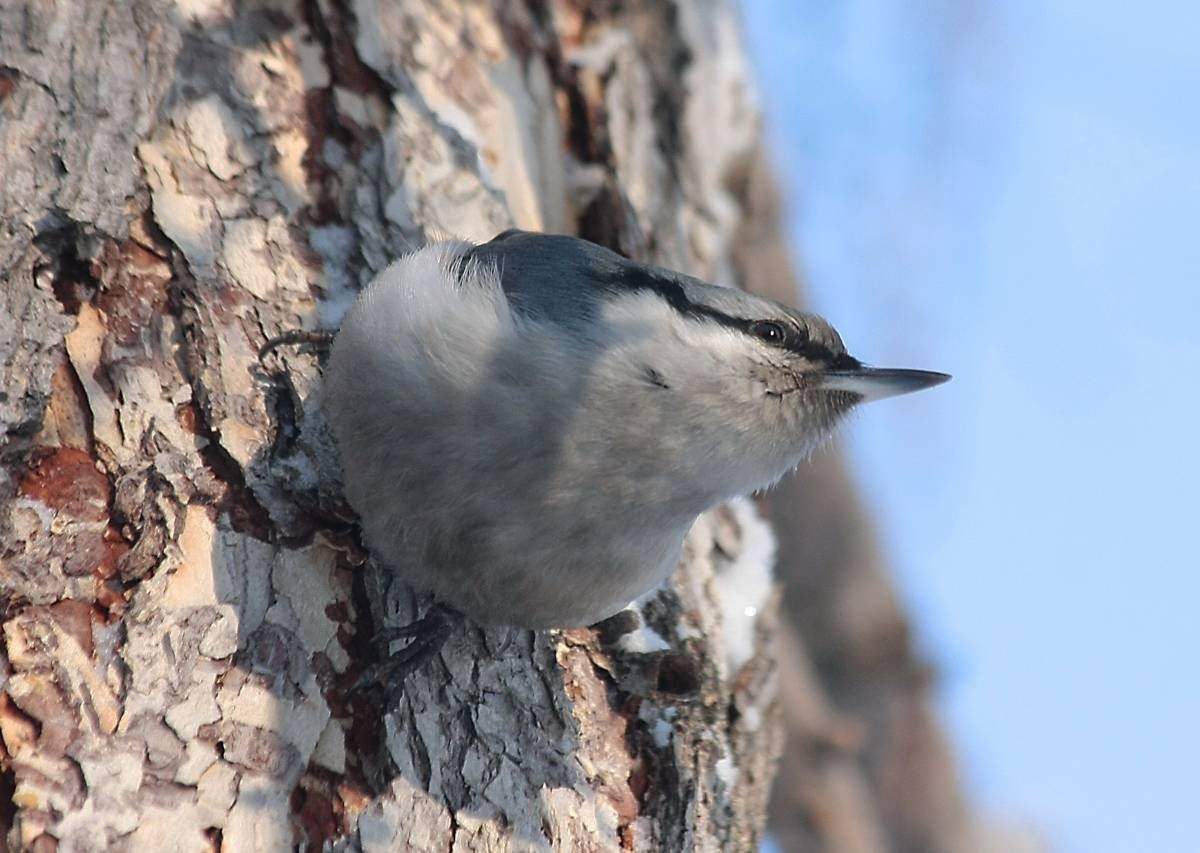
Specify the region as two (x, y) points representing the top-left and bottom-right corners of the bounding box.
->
(317, 229), (949, 692)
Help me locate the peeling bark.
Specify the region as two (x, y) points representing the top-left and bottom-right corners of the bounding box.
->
(2, 1), (789, 850)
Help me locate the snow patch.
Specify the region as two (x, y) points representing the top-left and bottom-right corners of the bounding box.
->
(742, 705), (761, 732)
(639, 704), (678, 748)
(715, 755), (739, 790)
(675, 620), (702, 641)
(616, 623), (671, 655)
(711, 496), (777, 674)
(309, 225), (359, 328)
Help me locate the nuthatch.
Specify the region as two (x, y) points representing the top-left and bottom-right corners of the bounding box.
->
(319, 230), (948, 689)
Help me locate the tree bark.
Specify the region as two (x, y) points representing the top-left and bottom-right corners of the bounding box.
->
(1, 1), (789, 850)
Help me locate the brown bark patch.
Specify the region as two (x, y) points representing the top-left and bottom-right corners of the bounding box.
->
(18, 448), (107, 522)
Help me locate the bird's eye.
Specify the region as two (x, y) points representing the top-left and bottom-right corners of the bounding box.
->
(750, 321), (787, 345)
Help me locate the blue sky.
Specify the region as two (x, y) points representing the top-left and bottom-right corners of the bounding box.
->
(742, 1), (1200, 850)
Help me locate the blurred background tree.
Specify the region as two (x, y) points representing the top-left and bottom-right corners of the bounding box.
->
(748, 2), (1200, 851)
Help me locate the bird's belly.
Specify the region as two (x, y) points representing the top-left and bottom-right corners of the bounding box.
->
(328, 324), (691, 628)
(383, 501), (687, 630)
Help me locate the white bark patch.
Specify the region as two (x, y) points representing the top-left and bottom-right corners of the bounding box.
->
(165, 664), (221, 740)
(269, 542), (341, 654)
(46, 618), (121, 734)
(150, 188), (221, 271)
(357, 780), (453, 852)
(182, 94), (248, 181)
(382, 94), (510, 242)
(162, 505), (221, 608)
(172, 0), (231, 25)
(271, 128), (311, 214)
(139, 129), (231, 273)
(175, 739), (219, 786)
(221, 218), (277, 298)
(289, 30), (331, 90)
(477, 54), (567, 231)
(196, 760), (239, 819)
(161, 507), (274, 652)
(311, 719), (346, 774)
(223, 776), (292, 852)
(126, 806), (214, 853)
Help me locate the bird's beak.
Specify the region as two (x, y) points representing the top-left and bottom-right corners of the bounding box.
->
(820, 366), (951, 402)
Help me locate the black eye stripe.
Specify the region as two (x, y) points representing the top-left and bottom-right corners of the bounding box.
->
(612, 268), (862, 368)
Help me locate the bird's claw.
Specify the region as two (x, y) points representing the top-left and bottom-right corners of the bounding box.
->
(258, 328), (336, 361)
(349, 603), (463, 706)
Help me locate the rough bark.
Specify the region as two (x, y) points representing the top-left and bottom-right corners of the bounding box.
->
(1, 1), (787, 850)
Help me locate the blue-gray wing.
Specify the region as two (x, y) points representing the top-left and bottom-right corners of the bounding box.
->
(463, 230), (630, 329)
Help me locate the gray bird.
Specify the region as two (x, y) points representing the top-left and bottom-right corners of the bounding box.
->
(321, 230), (948, 687)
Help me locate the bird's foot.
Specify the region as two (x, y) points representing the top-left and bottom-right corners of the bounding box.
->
(350, 603), (463, 706)
(258, 328), (336, 361)
(254, 328), (337, 455)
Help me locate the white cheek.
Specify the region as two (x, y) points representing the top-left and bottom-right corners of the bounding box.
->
(677, 321), (747, 363)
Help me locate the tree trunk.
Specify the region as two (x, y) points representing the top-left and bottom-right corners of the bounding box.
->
(1, 1), (789, 850)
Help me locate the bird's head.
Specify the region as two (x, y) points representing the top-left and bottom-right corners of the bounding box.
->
(465, 231), (949, 499)
(602, 269), (949, 492)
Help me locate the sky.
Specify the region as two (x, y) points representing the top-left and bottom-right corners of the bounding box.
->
(741, 1), (1200, 851)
